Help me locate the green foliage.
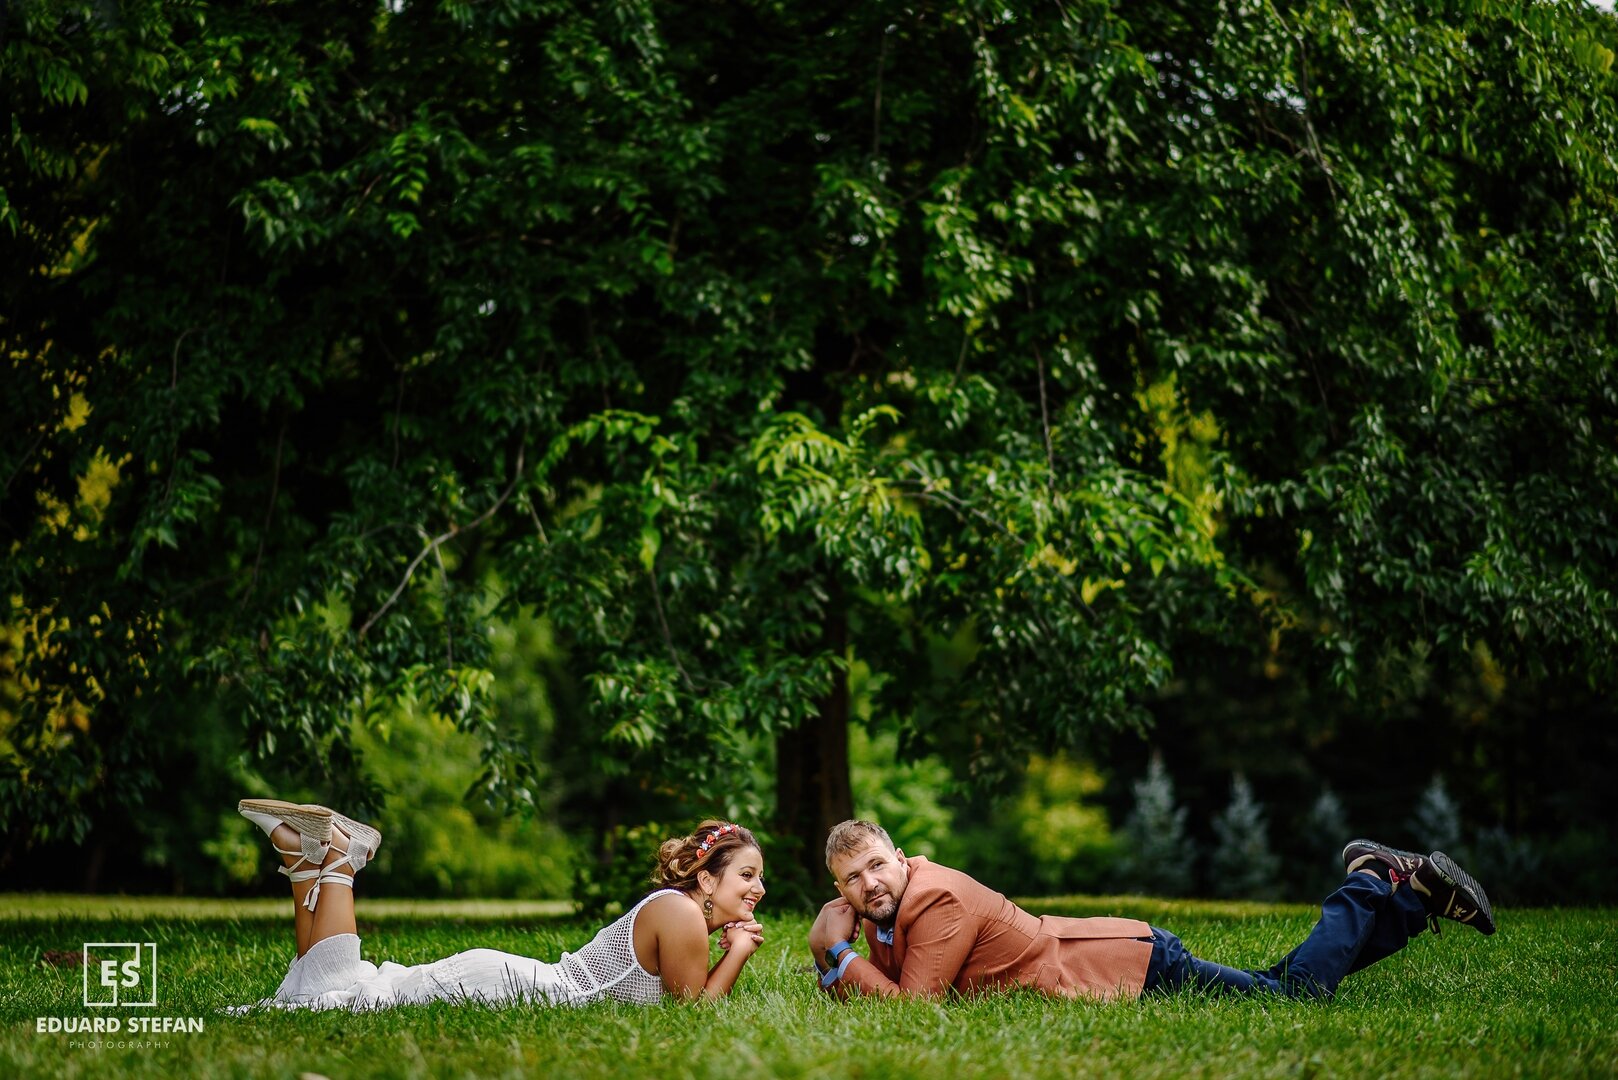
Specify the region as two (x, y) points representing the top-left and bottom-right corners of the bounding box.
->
(1407, 774), (1464, 854)
(1210, 773), (1281, 901)
(1004, 755), (1118, 893)
(1469, 824), (1543, 907)
(848, 724), (957, 863)
(1541, 824), (1618, 902)
(1301, 788), (1351, 897)
(5, 0), (1618, 875)
(1120, 756), (1195, 896)
(129, 706), (271, 895)
(857, 738), (1122, 898)
(349, 703), (572, 899)
(571, 821), (669, 920)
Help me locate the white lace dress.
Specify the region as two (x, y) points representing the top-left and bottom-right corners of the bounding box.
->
(250, 889), (684, 1010)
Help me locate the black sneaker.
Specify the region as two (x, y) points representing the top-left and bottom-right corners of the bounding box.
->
(1410, 851), (1497, 936)
(1341, 839), (1426, 880)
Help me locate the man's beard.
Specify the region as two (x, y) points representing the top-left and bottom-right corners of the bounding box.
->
(860, 892), (899, 928)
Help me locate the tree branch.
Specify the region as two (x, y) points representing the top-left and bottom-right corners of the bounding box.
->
(358, 446), (525, 639)
(950, 327), (971, 387)
(525, 498), (550, 544)
(240, 416), (288, 612)
(391, 369), (405, 471)
(1, 427), (49, 499)
(171, 328), (195, 391)
(903, 464), (1099, 622)
(1265, 1), (1339, 205)
(430, 532), (454, 666)
(872, 26), (889, 160)
(164, 567), (252, 607)
(647, 563), (696, 691)
(1032, 342), (1055, 492)
(162, 327), (200, 507)
(1024, 289), (1056, 490)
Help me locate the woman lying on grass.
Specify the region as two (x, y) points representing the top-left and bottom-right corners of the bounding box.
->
(235, 800), (766, 1008)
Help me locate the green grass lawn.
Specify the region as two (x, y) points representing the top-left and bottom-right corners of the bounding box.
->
(2, 893), (1613, 1079)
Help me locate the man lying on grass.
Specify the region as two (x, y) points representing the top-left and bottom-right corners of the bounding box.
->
(807, 819), (1493, 1001)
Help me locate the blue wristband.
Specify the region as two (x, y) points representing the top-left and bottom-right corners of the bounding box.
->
(819, 947), (858, 988)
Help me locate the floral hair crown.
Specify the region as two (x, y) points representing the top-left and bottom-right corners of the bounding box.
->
(697, 823), (740, 854)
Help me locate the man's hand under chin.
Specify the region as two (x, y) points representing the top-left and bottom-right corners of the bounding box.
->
(808, 897), (860, 971)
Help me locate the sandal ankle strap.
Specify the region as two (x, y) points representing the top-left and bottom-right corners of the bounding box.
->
(302, 856), (357, 910)
(298, 848), (362, 912)
(271, 840), (337, 911)
(318, 866), (356, 891)
(273, 842), (330, 881)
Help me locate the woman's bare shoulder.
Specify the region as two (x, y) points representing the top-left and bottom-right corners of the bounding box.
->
(638, 890), (703, 933)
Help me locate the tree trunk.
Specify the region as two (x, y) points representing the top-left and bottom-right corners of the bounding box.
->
(775, 594), (853, 900)
(83, 839), (106, 892)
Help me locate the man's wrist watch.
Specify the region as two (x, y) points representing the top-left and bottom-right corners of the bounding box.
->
(824, 940), (853, 970)
(819, 942), (857, 988)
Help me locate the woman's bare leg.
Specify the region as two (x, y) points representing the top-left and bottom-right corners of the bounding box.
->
(307, 826), (359, 951)
(268, 823), (317, 957)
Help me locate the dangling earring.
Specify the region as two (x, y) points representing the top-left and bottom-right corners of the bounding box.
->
(702, 894), (714, 919)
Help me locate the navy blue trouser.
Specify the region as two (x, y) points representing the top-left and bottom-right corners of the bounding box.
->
(1140, 872), (1429, 1000)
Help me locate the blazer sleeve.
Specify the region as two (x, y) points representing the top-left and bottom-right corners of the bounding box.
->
(831, 891), (973, 999)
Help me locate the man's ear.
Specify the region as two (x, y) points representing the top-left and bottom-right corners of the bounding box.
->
(895, 848), (905, 861)
(833, 878), (852, 903)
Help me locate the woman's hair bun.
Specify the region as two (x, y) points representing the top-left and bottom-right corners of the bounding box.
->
(652, 820), (760, 891)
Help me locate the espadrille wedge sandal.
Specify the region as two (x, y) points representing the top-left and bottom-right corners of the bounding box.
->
(238, 799), (334, 911)
(313, 807), (383, 873)
(298, 810), (383, 908)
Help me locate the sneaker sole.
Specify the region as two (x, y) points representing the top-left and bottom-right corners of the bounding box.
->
(1340, 838), (1423, 873)
(1429, 851), (1497, 935)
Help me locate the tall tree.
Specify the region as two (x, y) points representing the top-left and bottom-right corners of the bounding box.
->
(5, 1), (1616, 891)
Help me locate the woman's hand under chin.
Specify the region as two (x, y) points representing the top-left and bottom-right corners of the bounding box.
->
(718, 920), (765, 960)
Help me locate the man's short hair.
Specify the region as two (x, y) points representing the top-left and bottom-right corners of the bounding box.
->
(824, 819), (896, 869)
